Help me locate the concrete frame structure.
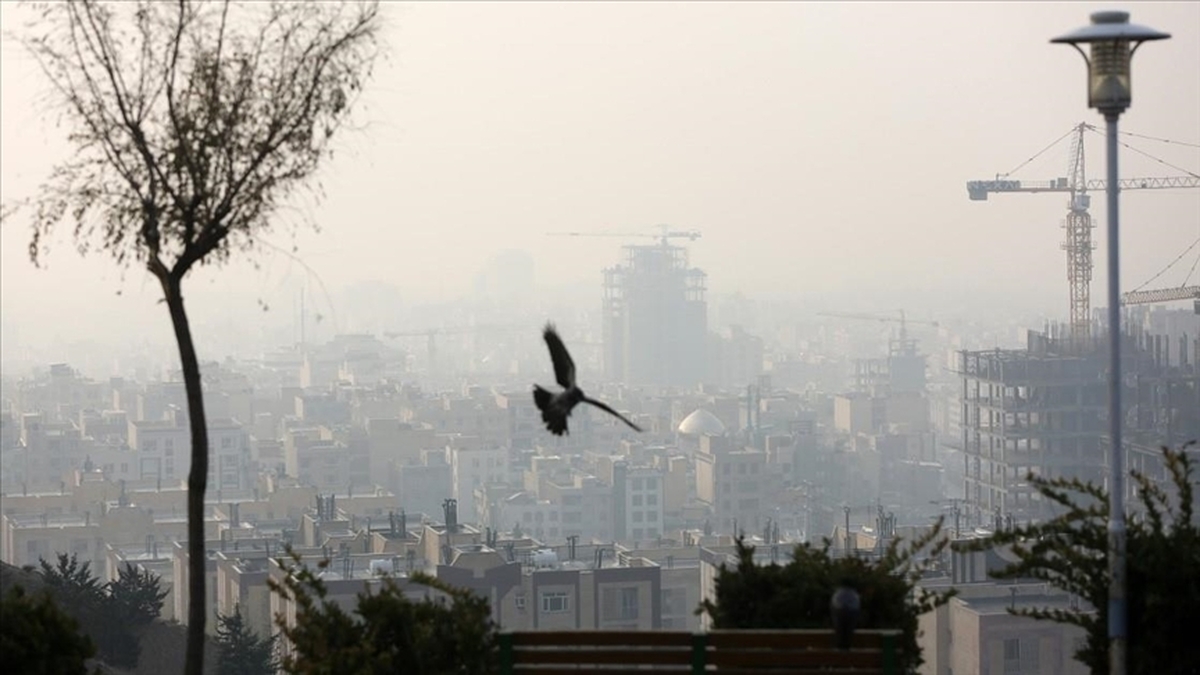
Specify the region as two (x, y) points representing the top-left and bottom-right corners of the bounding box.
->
(960, 323), (1199, 527)
(603, 242), (707, 388)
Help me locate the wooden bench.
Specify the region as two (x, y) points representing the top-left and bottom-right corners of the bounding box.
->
(498, 629), (902, 674)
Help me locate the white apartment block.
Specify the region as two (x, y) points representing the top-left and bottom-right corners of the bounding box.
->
(450, 444), (509, 520)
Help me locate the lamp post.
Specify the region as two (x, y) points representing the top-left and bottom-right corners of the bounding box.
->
(1051, 11), (1170, 675)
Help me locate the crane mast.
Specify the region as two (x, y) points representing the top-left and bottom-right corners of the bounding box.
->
(967, 122), (1200, 345)
(1063, 123), (1094, 343)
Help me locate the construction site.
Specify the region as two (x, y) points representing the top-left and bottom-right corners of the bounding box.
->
(959, 122), (1200, 527)
(590, 227), (709, 388)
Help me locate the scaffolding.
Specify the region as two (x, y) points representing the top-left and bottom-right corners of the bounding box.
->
(958, 321), (1199, 526)
(602, 242), (708, 387)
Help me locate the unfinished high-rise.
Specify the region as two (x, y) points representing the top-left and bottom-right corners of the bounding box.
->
(959, 316), (1199, 528)
(603, 241), (707, 387)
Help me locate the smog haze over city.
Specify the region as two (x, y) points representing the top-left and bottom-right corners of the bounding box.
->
(2, 2), (1198, 367)
(0, 2), (1198, 673)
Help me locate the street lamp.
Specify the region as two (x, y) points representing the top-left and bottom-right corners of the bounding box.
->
(1051, 11), (1170, 675)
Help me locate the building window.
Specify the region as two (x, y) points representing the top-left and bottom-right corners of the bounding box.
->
(661, 588), (686, 615)
(515, 594), (526, 611)
(1002, 638), (1038, 673)
(603, 587), (639, 621)
(646, 494), (658, 506)
(632, 495), (643, 507)
(541, 592), (569, 613)
(631, 478), (643, 490)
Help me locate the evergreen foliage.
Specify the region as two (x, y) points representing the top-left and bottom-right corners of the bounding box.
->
(957, 443), (1199, 674)
(700, 522), (955, 674)
(215, 605), (277, 675)
(269, 552), (497, 675)
(1, 585), (97, 675)
(33, 553), (169, 669)
(109, 563), (169, 627)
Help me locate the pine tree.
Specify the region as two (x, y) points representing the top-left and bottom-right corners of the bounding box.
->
(216, 605), (277, 675)
(38, 554), (103, 607)
(107, 563), (168, 626)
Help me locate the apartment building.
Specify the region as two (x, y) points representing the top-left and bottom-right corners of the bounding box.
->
(918, 582), (1089, 675)
(450, 443), (509, 519)
(434, 541), (662, 632)
(612, 463), (666, 544)
(694, 435), (769, 534)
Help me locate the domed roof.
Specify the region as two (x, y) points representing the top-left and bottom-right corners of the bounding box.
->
(677, 409), (726, 436)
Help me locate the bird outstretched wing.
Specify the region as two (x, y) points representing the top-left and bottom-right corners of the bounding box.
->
(543, 323), (576, 389)
(581, 396), (642, 432)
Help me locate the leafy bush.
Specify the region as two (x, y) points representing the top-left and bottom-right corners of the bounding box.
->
(700, 523), (955, 674)
(270, 552), (497, 675)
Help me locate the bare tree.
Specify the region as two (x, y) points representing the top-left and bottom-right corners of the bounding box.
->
(5, 2), (381, 673)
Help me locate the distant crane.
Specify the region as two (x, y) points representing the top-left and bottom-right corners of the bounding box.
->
(966, 121), (1200, 342)
(1121, 285), (1200, 306)
(815, 310), (939, 346)
(381, 324), (524, 364)
(546, 223), (701, 247)
(1120, 234), (1200, 313)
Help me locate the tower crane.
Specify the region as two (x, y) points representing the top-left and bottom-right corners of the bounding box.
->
(1120, 285), (1200, 311)
(546, 223), (701, 246)
(815, 310), (939, 345)
(966, 121), (1200, 342)
(1120, 234), (1200, 311)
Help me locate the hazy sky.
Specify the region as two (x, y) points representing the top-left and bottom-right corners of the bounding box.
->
(2, 2), (1198, 354)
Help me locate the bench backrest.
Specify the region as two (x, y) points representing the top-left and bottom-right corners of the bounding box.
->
(498, 629), (902, 674)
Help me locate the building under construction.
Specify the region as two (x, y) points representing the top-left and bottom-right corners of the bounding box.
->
(603, 240), (707, 388)
(959, 312), (1199, 527)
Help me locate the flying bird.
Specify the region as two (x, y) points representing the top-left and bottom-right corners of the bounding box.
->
(533, 323), (642, 436)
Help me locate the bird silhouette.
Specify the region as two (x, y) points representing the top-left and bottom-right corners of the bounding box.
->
(533, 323), (642, 436)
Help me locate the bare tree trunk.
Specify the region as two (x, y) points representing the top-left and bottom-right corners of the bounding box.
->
(161, 275), (209, 675)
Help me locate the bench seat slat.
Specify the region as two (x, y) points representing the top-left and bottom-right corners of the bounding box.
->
(707, 650), (883, 668)
(510, 631), (696, 647)
(513, 649), (694, 665)
(706, 631), (888, 650)
(511, 662), (691, 667)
